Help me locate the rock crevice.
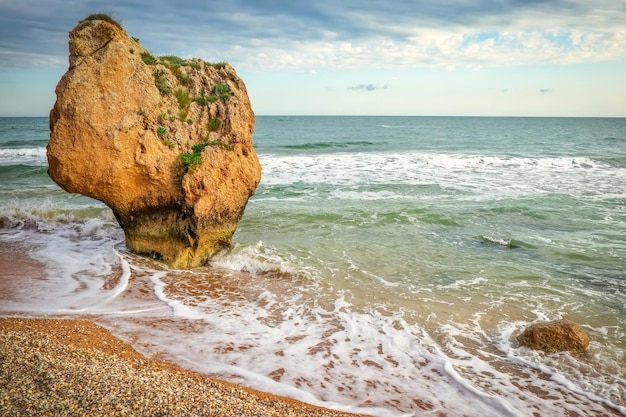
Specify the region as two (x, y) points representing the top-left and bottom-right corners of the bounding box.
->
(48, 15), (261, 268)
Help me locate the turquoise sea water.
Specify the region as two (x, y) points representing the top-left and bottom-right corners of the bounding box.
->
(1, 116), (625, 416)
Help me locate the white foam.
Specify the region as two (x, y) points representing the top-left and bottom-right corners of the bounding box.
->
(1, 213), (125, 313)
(123, 287), (515, 416)
(0, 147), (47, 165)
(482, 235), (511, 246)
(91, 249), (131, 307)
(441, 360), (519, 417)
(0, 198), (112, 230)
(441, 276), (488, 290)
(258, 152), (624, 201)
(210, 241), (306, 277)
(329, 189), (403, 201)
(150, 271), (206, 320)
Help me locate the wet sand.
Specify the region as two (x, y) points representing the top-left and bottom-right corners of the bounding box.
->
(0, 243), (47, 301)
(0, 317), (368, 416)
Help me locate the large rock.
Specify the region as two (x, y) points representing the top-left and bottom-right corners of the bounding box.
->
(47, 15), (261, 268)
(517, 319), (590, 353)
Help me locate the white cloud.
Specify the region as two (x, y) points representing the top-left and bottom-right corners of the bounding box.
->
(348, 84), (389, 92)
(1, 0), (625, 116)
(0, 48), (64, 69)
(208, 0), (626, 72)
(215, 26), (626, 73)
(1, 0), (625, 72)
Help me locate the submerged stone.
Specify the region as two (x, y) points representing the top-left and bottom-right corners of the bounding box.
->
(517, 319), (590, 353)
(47, 15), (261, 268)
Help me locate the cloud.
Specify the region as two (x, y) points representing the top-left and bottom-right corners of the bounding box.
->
(0, 0), (625, 71)
(539, 89), (552, 93)
(348, 84), (389, 92)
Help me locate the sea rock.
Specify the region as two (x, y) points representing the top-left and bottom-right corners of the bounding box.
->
(47, 15), (261, 268)
(517, 319), (590, 353)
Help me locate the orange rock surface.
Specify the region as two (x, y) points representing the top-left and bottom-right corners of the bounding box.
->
(48, 15), (261, 267)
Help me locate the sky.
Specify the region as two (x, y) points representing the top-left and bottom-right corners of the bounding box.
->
(0, 0), (625, 117)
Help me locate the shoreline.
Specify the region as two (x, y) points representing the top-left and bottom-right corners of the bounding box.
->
(0, 317), (369, 416)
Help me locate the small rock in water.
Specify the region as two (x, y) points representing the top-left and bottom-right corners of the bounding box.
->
(517, 319), (590, 353)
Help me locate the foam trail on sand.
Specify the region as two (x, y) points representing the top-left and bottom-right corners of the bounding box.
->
(89, 250), (131, 308)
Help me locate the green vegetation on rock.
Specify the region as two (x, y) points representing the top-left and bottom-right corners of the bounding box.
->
(179, 151), (203, 173)
(160, 55), (186, 67)
(194, 90), (218, 106)
(214, 83), (230, 101)
(206, 61), (228, 69)
(141, 52), (158, 65)
(175, 89), (191, 119)
(207, 118), (220, 131)
(80, 13), (123, 30)
(154, 70), (170, 94)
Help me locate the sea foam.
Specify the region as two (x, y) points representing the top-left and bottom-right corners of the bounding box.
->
(0, 147), (47, 165)
(258, 152), (623, 202)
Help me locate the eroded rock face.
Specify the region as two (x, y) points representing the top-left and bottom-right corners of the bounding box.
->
(47, 16), (261, 268)
(517, 319), (590, 353)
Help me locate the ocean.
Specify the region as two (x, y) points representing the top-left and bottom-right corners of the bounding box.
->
(1, 115), (625, 416)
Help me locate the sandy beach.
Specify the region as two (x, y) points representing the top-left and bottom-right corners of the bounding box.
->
(0, 317), (368, 417)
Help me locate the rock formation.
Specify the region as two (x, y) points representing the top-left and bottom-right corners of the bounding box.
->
(47, 15), (261, 268)
(517, 319), (590, 353)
